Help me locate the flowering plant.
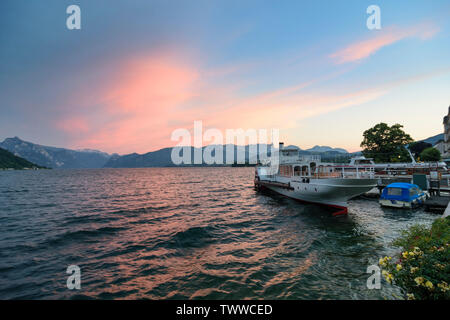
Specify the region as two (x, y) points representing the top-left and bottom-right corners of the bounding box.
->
(379, 217), (449, 300)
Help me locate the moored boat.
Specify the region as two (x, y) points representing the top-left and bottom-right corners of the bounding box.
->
(379, 182), (429, 208)
(255, 143), (378, 215)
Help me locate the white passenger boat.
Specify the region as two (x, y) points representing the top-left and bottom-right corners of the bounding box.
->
(254, 143), (378, 215)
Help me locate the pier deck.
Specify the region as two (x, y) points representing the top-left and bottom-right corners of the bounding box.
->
(424, 195), (450, 213)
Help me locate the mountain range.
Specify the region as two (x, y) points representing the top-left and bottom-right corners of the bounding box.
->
(304, 145), (348, 154)
(0, 137), (111, 169)
(0, 134), (442, 169)
(420, 133), (444, 146)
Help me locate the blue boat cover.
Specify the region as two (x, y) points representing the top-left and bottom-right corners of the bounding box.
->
(380, 182), (424, 202)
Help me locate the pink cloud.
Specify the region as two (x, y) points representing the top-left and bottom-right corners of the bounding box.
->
(330, 23), (439, 64)
(63, 40), (447, 154)
(75, 54), (201, 153)
(73, 56), (389, 153)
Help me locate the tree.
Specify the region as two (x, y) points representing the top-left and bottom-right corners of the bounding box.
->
(420, 147), (441, 162)
(360, 123), (414, 163)
(409, 141), (432, 159)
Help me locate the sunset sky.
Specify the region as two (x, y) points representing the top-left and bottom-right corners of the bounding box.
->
(1, 0), (449, 154)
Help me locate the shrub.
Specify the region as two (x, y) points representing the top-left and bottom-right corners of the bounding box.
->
(419, 147), (441, 162)
(379, 217), (449, 300)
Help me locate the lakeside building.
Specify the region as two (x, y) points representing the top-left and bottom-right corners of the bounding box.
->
(434, 139), (445, 155)
(443, 106), (450, 159)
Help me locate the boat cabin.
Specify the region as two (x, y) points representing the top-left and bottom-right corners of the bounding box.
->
(379, 182), (428, 208)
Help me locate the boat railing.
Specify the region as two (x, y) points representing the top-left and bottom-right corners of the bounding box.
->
(313, 172), (341, 178)
(311, 171), (375, 179)
(298, 155), (322, 162)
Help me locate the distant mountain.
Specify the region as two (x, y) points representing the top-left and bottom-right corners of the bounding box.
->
(0, 147), (45, 170)
(419, 133), (444, 146)
(0, 137), (111, 169)
(12, 135), (443, 168)
(104, 148), (174, 168)
(305, 145), (348, 154)
(103, 144), (353, 168)
(103, 144), (271, 168)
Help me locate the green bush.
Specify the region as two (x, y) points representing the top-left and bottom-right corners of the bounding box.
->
(419, 147), (441, 162)
(379, 217), (449, 300)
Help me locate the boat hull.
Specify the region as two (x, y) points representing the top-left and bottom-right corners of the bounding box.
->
(379, 194), (427, 209)
(257, 177), (377, 210)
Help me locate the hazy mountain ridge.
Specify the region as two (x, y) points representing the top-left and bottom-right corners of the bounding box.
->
(103, 144), (354, 168)
(103, 145), (269, 168)
(305, 145), (348, 153)
(1, 134), (441, 168)
(0, 137), (111, 169)
(420, 133), (444, 146)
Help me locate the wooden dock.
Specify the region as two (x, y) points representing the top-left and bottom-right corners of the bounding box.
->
(376, 176), (450, 196)
(424, 195), (450, 213)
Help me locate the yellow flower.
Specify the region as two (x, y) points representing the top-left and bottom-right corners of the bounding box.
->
(378, 256), (391, 267)
(382, 270), (394, 284)
(402, 251), (409, 259)
(414, 277), (425, 286)
(396, 264), (402, 271)
(410, 267), (419, 274)
(408, 251), (415, 257)
(437, 282), (449, 292)
(434, 263), (445, 270)
(406, 293), (415, 300)
(425, 280), (434, 290)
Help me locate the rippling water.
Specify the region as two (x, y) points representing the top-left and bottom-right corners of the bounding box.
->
(0, 167), (437, 299)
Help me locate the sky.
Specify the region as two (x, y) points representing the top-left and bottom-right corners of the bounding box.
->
(1, 0), (449, 154)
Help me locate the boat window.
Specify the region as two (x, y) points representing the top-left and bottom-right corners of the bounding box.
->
(310, 162), (316, 174)
(387, 188), (402, 196)
(301, 165), (308, 176)
(409, 188), (419, 196)
(279, 165), (293, 177)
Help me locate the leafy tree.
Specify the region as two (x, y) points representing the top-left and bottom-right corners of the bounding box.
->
(0, 147), (45, 169)
(420, 147), (441, 162)
(360, 123), (414, 163)
(409, 141), (432, 159)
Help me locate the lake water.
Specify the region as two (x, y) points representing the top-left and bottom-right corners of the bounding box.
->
(0, 167), (437, 299)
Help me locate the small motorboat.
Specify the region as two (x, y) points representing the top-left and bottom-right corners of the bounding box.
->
(379, 182), (429, 209)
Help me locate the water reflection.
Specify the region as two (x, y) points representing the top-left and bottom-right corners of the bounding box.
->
(0, 167), (437, 299)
